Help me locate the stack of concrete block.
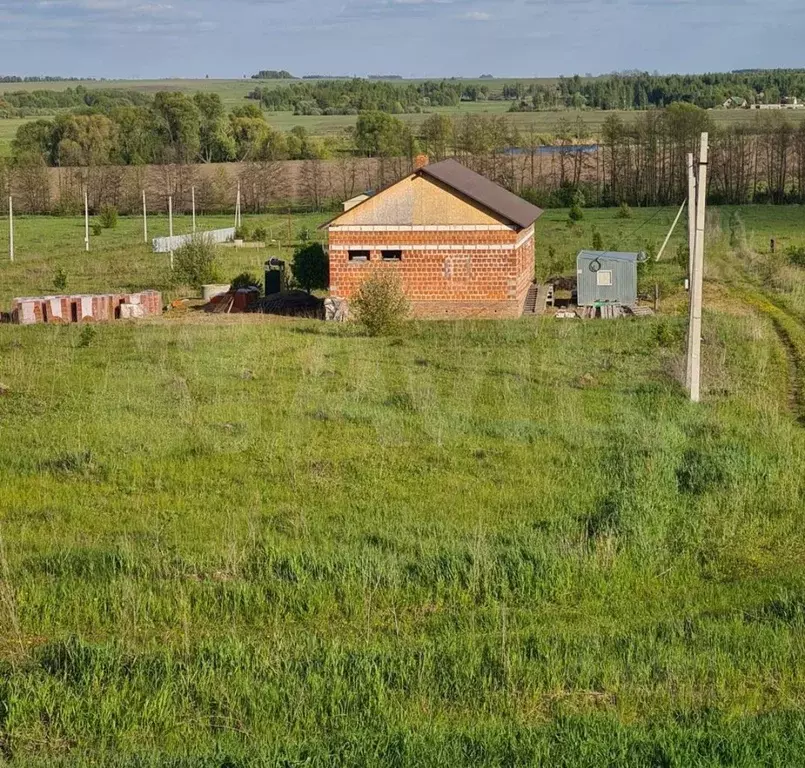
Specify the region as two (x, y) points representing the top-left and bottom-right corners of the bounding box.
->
(11, 291), (162, 325)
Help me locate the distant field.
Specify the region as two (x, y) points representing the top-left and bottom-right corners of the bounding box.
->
(0, 117), (28, 155)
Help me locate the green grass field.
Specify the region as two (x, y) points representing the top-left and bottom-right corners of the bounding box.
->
(4, 76), (805, 150)
(2, 207), (805, 764)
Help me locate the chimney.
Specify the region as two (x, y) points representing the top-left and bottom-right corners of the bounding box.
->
(414, 153), (430, 170)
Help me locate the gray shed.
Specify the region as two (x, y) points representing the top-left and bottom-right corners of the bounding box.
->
(576, 250), (644, 307)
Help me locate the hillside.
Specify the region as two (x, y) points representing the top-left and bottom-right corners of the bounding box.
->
(1, 206), (805, 763)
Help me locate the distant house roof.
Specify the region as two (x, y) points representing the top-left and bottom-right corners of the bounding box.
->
(578, 250), (645, 263)
(420, 159), (543, 230)
(322, 159), (543, 230)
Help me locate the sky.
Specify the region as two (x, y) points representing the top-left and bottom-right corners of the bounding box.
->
(0, 0), (804, 79)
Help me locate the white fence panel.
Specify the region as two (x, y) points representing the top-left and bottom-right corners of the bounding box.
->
(152, 228), (235, 254)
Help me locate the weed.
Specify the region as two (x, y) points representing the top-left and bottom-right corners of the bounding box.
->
(53, 267), (68, 292)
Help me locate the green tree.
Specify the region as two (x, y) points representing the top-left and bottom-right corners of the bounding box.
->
(153, 92), (201, 164)
(194, 93), (235, 163)
(420, 113), (454, 161)
(291, 242), (329, 293)
(355, 111), (410, 157)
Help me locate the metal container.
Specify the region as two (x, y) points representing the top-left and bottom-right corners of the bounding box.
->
(265, 259), (285, 297)
(576, 250), (641, 307)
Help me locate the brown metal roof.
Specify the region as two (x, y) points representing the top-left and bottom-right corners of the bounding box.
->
(419, 159), (543, 229)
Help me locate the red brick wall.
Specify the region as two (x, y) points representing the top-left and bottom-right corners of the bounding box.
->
(328, 228), (535, 319)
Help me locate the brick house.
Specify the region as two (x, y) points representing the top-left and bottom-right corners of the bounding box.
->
(322, 158), (543, 319)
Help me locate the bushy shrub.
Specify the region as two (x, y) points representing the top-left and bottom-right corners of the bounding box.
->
(78, 325), (97, 348)
(91, 223), (102, 237)
(592, 227), (604, 251)
(54, 267), (68, 292)
(351, 272), (410, 337)
(173, 235), (220, 289)
(568, 204), (584, 223)
(231, 272), (263, 292)
(252, 226), (268, 242)
(617, 202), (633, 219)
(291, 242), (328, 293)
(234, 225), (251, 242)
(99, 205), (118, 229)
(787, 246), (805, 267)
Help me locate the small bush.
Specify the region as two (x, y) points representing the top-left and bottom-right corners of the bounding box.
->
(568, 204), (584, 223)
(253, 226), (268, 242)
(99, 205), (118, 229)
(234, 225), (251, 242)
(91, 223), (103, 237)
(788, 246), (805, 267)
(298, 226), (311, 242)
(54, 267), (68, 292)
(231, 272), (263, 292)
(592, 227), (604, 251)
(291, 242), (328, 293)
(173, 235), (220, 289)
(351, 272), (410, 337)
(617, 202), (633, 219)
(77, 325), (97, 348)
(655, 320), (684, 349)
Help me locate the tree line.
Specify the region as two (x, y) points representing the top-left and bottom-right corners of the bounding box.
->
(0, 87), (151, 118)
(8, 100), (805, 211)
(508, 70), (805, 111)
(247, 79), (490, 115)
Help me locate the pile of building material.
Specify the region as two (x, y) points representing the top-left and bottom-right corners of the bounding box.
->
(206, 288), (261, 314)
(11, 291), (162, 325)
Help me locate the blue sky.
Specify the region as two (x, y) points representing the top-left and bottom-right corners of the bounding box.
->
(0, 0), (803, 79)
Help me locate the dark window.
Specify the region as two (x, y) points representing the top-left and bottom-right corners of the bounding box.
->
(348, 250), (370, 262)
(382, 250), (402, 262)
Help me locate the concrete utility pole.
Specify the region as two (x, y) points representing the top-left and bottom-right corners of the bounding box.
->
(687, 134), (709, 403)
(168, 195), (174, 271)
(235, 181), (242, 229)
(84, 190), (90, 252)
(8, 196), (13, 263)
(192, 186), (197, 233)
(687, 153), (696, 281)
(143, 190), (148, 244)
(685, 153), (697, 391)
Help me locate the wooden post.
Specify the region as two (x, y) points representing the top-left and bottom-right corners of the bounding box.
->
(8, 196), (13, 263)
(84, 189), (90, 252)
(654, 284), (659, 312)
(688, 133), (709, 404)
(770, 238), (776, 254)
(192, 186), (197, 233)
(142, 190), (148, 244)
(168, 195), (174, 271)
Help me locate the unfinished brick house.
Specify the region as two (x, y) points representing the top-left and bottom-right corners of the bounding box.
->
(323, 158), (543, 319)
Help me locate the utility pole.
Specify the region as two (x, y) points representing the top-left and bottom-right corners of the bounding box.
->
(235, 181), (242, 229)
(192, 186), (197, 233)
(142, 190), (148, 244)
(687, 134), (709, 403)
(84, 189), (90, 252)
(168, 195), (174, 271)
(685, 153), (697, 391)
(8, 196), (13, 263)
